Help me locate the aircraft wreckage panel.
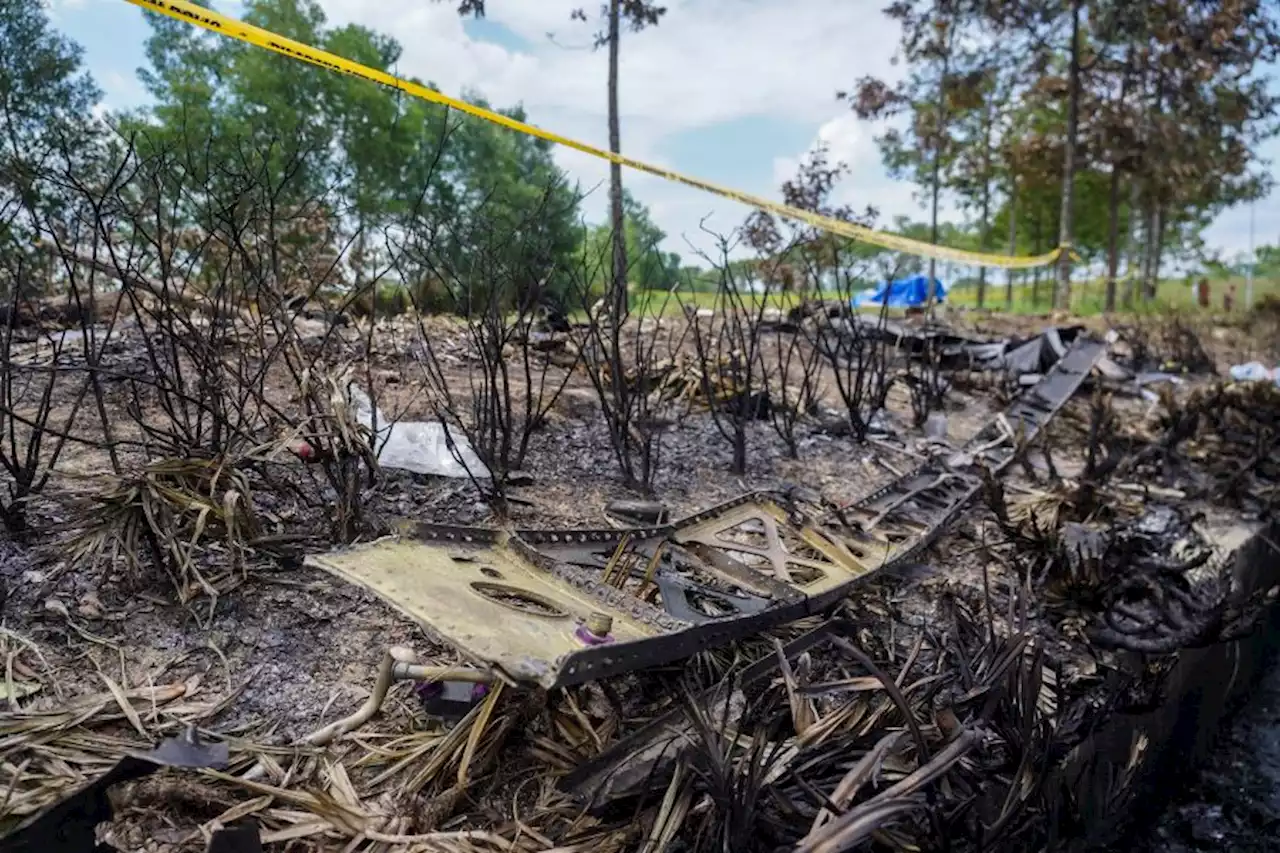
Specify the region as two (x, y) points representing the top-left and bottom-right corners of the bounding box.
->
(306, 337), (1105, 688)
(671, 500), (880, 596)
(307, 537), (667, 684)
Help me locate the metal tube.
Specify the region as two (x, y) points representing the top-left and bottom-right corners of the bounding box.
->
(242, 648), (495, 780)
(303, 646), (419, 747)
(393, 663), (494, 684)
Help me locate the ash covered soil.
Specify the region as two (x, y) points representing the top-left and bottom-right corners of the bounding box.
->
(1, 303), (1279, 851)
(0, 310), (980, 737)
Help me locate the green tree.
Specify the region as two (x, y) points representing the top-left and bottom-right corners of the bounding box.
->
(436, 0), (667, 321)
(130, 0), (584, 311)
(948, 61), (1023, 307)
(978, 0), (1280, 306)
(575, 191), (681, 297)
(324, 24), (423, 285)
(233, 0), (336, 199)
(0, 0), (101, 281)
(621, 192), (678, 291)
(1257, 244), (1280, 278)
(444, 100), (584, 304)
(848, 0), (988, 303)
(130, 0), (339, 271)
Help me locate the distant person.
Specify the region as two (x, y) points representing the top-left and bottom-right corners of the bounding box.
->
(1224, 282), (1237, 312)
(1196, 277), (1210, 308)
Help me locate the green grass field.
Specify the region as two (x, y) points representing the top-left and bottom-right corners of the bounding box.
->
(627, 273), (1280, 319)
(945, 274), (1280, 316)
(626, 288), (833, 317)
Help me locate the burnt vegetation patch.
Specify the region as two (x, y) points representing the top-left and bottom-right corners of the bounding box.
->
(3, 0), (1280, 851)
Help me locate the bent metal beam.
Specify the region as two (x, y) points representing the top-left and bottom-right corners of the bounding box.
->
(306, 338), (1106, 688)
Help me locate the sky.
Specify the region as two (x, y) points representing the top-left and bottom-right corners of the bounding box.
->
(48, 0), (1279, 268)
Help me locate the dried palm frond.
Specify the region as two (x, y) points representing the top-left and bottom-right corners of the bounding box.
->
(639, 761), (694, 853)
(1123, 311), (1216, 376)
(0, 676), (206, 828)
(284, 364), (381, 541)
(681, 691), (796, 853)
(0, 665), (537, 853)
(69, 456), (259, 607)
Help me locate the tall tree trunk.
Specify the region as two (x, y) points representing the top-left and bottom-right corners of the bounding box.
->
(607, 0), (626, 321)
(1139, 68), (1166, 303)
(1054, 0), (1081, 311)
(603, 0), (636, 487)
(354, 218), (367, 293)
(1104, 48), (1132, 314)
(1123, 179), (1140, 307)
(1146, 206), (1165, 300)
(1006, 172), (1018, 309)
(1152, 204), (1162, 298)
(1104, 165), (1122, 312)
(927, 25), (952, 306)
(977, 99), (994, 308)
(1138, 203), (1152, 296)
(1032, 214), (1043, 307)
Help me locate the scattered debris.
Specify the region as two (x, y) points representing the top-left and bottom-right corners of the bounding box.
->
(604, 499), (672, 526)
(4, 278), (1277, 853)
(1, 728), (232, 853)
(1229, 361), (1280, 386)
(349, 385), (491, 479)
(305, 339), (1103, 688)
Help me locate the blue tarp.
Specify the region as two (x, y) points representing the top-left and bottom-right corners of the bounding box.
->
(852, 274), (946, 309)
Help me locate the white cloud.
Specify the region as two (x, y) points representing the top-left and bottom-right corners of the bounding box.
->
(100, 69), (146, 106)
(770, 112), (945, 237)
(317, 0), (899, 132)
(82, 0), (1268, 263)
(313, 0), (903, 255)
(771, 113), (871, 185)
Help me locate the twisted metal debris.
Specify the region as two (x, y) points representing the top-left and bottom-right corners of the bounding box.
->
(307, 339), (1106, 687)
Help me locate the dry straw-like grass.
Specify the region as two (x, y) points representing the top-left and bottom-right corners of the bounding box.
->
(0, 667), (547, 853)
(69, 457), (260, 610)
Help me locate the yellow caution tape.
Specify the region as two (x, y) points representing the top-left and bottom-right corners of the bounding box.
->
(123, 0), (1067, 270)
